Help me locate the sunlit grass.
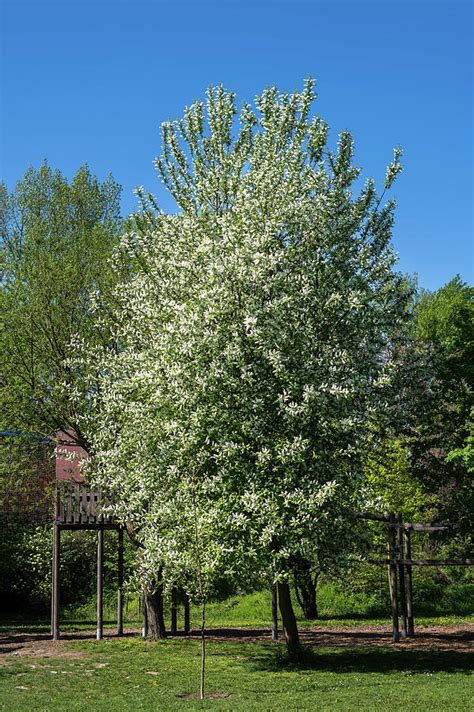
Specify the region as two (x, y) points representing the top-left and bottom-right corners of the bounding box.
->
(2, 584), (473, 636)
(0, 637), (472, 711)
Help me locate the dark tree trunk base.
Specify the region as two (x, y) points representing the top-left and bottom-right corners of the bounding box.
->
(144, 586), (167, 640)
(277, 580), (300, 651)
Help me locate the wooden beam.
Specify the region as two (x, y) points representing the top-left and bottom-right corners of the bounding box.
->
(397, 514), (407, 639)
(403, 526), (415, 637)
(405, 524), (449, 532)
(57, 524), (120, 531)
(355, 512), (450, 531)
(377, 559), (474, 566)
(97, 529), (104, 640)
(388, 513), (400, 642)
(117, 527), (124, 636)
(356, 511), (390, 522)
(51, 527), (55, 637)
(51, 524), (60, 641)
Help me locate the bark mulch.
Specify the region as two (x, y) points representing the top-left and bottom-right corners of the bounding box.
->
(0, 624), (472, 658)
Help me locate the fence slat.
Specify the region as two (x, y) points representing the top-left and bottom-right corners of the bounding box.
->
(56, 484), (114, 526)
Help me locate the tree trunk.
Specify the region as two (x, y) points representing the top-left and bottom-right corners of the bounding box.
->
(277, 580), (300, 651)
(125, 526), (166, 640)
(294, 564), (319, 619)
(143, 571), (167, 640)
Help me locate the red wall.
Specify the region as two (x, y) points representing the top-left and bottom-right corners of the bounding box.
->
(55, 431), (86, 483)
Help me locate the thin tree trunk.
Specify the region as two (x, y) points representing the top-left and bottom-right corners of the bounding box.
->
(294, 563), (319, 619)
(200, 600), (206, 700)
(190, 480), (206, 700)
(277, 580), (300, 652)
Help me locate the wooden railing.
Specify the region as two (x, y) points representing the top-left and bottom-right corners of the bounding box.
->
(55, 482), (115, 526)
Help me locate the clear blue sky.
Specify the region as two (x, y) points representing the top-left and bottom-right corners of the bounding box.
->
(1, 0), (472, 290)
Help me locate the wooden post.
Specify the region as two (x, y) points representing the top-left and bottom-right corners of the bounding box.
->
(171, 586), (178, 635)
(51, 524), (60, 641)
(51, 526), (55, 637)
(142, 594), (148, 638)
(96, 528), (104, 640)
(271, 583), (278, 640)
(184, 593), (190, 633)
(403, 526), (415, 637)
(117, 527), (124, 636)
(388, 513), (400, 642)
(397, 514), (407, 639)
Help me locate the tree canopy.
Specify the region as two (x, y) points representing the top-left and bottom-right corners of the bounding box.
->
(410, 276), (474, 529)
(0, 163), (122, 447)
(78, 80), (413, 648)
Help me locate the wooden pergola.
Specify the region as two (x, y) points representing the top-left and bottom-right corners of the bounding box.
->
(270, 511), (473, 644)
(51, 434), (193, 641)
(51, 482), (124, 641)
(362, 511), (474, 642)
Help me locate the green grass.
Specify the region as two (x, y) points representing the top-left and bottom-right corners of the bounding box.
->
(3, 572), (471, 633)
(1, 586), (472, 710)
(1, 586), (472, 636)
(0, 637), (472, 711)
(199, 588), (474, 628)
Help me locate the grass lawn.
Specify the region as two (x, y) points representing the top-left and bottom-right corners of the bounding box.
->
(4, 586), (470, 634)
(1, 587), (472, 710)
(0, 636), (473, 711)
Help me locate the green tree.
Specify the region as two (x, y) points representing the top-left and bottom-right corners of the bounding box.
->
(416, 276), (473, 389)
(411, 277), (473, 529)
(0, 163), (122, 448)
(79, 80), (414, 665)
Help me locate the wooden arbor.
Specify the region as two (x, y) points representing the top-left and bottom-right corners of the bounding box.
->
(363, 511), (473, 642)
(51, 482), (124, 641)
(270, 512), (473, 645)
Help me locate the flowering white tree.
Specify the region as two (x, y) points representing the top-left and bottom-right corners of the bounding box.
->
(78, 79), (410, 658)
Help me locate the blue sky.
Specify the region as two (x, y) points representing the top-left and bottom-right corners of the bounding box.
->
(1, 0), (472, 290)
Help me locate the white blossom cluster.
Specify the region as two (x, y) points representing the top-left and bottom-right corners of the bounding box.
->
(76, 79), (411, 599)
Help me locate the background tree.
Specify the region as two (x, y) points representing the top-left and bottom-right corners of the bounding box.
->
(410, 277), (473, 531)
(0, 165), (124, 618)
(0, 163), (122, 448)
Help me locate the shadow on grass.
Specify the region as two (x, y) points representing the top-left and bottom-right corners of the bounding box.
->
(248, 645), (474, 676)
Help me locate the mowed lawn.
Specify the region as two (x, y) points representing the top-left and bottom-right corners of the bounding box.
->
(1, 588), (473, 711)
(1, 635), (473, 711)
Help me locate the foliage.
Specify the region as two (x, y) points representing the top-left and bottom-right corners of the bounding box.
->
(446, 406), (474, 472)
(415, 276), (473, 392)
(0, 525), (120, 611)
(78, 80), (413, 618)
(409, 277), (474, 529)
(364, 437), (434, 519)
(0, 163), (122, 448)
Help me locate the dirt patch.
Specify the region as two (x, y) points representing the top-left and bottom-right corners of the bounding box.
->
(297, 625), (474, 651)
(1, 624), (472, 656)
(183, 624), (474, 651)
(0, 633), (86, 659)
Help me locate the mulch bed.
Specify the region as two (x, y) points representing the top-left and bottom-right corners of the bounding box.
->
(1, 624), (473, 658)
(195, 625), (474, 651)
